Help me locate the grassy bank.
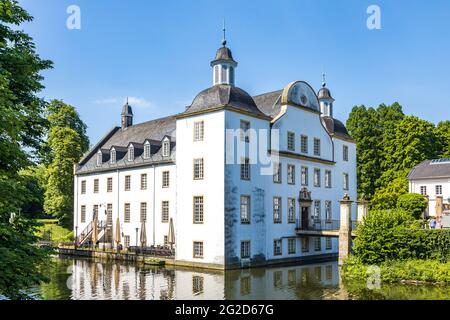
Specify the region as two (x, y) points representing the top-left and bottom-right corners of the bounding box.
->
(35, 219), (73, 243)
(342, 257), (450, 284)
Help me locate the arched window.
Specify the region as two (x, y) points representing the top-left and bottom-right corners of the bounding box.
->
(144, 143), (151, 159)
(162, 140), (170, 157)
(110, 149), (116, 164)
(97, 152), (102, 166)
(221, 65), (228, 84)
(229, 67), (234, 85)
(128, 146), (134, 162)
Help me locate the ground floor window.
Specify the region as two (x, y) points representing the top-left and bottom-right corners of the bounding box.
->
(273, 239), (282, 256)
(241, 240), (251, 259)
(288, 238), (296, 254)
(193, 241), (204, 258)
(124, 235), (130, 248)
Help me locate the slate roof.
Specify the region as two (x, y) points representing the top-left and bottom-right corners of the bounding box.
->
(76, 115), (177, 175)
(211, 46), (237, 65)
(252, 90), (283, 118)
(318, 87), (334, 101)
(183, 84), (268, 118)
(408, 159), (450, 180)
(321, 116), (353, 140)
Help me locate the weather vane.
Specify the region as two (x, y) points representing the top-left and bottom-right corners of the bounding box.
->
(222, 19), (227, 46)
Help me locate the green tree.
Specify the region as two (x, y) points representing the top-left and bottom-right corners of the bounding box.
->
(19, 165), (46, 219)
(435, 121), (450, 158)
(44, 101), (88, 227)
(0, 0), (53, 299)
(397, 193), (428, 219)
(346, 106), (382, 198)
(382, 116), (438, 174)
(40, 100), (89, 165)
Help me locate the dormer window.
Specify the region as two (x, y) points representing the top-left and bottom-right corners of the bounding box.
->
(162, 140), (170, 157)
(128, 145), (134, 162)
(97, 151), (102, 166)
(144, 142), (151, 159)
(110, 149), (116, 164)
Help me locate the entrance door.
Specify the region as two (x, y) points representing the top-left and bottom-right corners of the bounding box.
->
(301, 207), (309, 230)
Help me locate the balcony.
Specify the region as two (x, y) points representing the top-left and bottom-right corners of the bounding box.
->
(295, 219), (358, 237)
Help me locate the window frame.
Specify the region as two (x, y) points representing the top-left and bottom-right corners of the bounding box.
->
(301, 166), (309, 186)
(325, 170), (332, 188)
(313, 138), (321, 156)
(240, 195), (251, 224)
(124, 203), (131, 223)
(240, 157), (250, 181)
(193, 196), (204, 224)
(141, 173), (147, 190)
(240, 240), (251, 259)
(343, 145), (349, 162)
(273, 197), (282, 224)
(161, 201), (169, 223)
(124, 175), (131, 191)
(343, 173), (349, 190)
(162, 171), (170, 188)
(287, 164), (296, 185)
(287, 131), (295, 151)
(314, 168), (321, 187)
(193, 241), (204, 259)
(140, 202), (147, 223)
(273, 162), (282, 184)
(194, 121), (204, 142)
(300, 135), (308, 154)
(193, 158), (204, 180)
(288, 198), (296, 224)
(273, 239), (282, 256)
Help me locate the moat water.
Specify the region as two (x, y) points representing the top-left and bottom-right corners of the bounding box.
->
(31, 256), (450, 300)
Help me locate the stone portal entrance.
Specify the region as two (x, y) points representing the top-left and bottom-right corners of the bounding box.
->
(298, 187), (313, 230)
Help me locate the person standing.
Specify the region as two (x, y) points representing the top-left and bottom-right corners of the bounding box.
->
(429, 218), (436, 229)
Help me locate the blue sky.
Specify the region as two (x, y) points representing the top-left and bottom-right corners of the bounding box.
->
(19, 0), (450, 145)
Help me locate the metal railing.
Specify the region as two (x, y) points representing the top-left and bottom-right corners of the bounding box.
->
(77, 220), (107, 245)
(296, 219), (359, 232)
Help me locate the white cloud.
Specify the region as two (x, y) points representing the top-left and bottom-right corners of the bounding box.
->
(94, 96), (153, 109)
(126, 97), (152, 108)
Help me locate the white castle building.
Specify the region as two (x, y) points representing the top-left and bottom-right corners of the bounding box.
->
(73, 38), (357, 269)
(408, 158), (450, 220)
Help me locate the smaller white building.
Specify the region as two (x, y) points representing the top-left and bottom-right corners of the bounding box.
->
(408, 158), (450, 218)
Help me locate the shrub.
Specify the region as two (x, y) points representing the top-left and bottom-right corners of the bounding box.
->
(353, 209), (450, 264)
(397, 193), (428, 219)
(342, 258), (450, 284)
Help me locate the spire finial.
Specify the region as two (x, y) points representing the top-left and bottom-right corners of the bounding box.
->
(222, 19), (227, 46)
(126, 96), (129, 104)
(322, 73), (326, 88)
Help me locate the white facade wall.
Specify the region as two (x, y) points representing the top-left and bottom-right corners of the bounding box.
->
(409, 178), (450, 216)
(74, 164), (176, 248)
(222, 106), (357, 266)
(175, 111), (226, 267)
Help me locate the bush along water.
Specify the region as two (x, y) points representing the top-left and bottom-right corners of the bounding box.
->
(343, 208), (450, 284)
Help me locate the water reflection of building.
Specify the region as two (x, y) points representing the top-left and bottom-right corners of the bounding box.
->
(69, 259), (339, 300)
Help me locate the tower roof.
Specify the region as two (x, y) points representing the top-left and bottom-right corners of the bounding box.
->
(211, 46), (237, 66)
(121, 101), (133, 116)
(318, 87), (334, 101)
(182, 84), (268, 119)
